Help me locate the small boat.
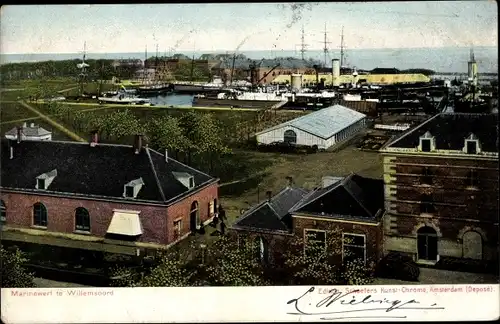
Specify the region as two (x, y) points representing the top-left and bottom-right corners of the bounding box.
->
(98, 92), (152, 105)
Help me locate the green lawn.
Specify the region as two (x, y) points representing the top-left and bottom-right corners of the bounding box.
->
(219, 143), (383, 224)
(0, 102), (39, 122)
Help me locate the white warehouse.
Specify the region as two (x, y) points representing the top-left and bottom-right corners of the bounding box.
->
(255, 105), (367, 150)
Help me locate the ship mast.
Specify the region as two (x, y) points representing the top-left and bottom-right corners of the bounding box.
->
(144, 45), (148, 84)
(340, 26), (345, 68)
(299, 25), (309, 61)
(323, 23), (331, 68)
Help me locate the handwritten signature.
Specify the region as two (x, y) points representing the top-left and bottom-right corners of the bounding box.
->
(287, 287), (445, 320)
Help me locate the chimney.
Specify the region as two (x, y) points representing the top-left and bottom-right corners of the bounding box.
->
(286, 176), (293, 187)
(134, 134), (143, 154)
(16, 127), (22, 143)
(8, 141), (14, 159)
(165, 149), (168, 162)
(266, 190), (272, 202)
(90, 131), (98, 147)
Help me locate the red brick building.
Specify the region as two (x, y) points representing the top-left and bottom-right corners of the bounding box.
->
(230, 173), (385, 267)
(380, 112), (499, 266)
(0, 135), (219, 256)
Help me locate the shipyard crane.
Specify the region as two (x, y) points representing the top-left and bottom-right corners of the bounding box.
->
(256, 63), (281, 85)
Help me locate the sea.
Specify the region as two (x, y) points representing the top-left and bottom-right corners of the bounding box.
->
(1, 46), (498, 74)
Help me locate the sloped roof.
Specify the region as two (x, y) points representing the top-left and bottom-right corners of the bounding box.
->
(292, 173), (384, 221)
(232, 187), (309, 233)
(0, 139), (218, 204)
(383, 112), (499, 152)
(255, 105), (366, 139)
(231, 174), (384, 233)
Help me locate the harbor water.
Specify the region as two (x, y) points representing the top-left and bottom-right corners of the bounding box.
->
(149, 94), (194, 107)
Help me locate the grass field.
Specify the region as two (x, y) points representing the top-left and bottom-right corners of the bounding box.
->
(0, 102), (39, 122)
(218, 143), (383, 223)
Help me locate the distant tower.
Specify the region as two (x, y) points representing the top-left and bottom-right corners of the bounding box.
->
(76, 42), (89, 96)
(468, 48), (478, 87)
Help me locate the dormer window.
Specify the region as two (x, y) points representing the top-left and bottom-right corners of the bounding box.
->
(36, 169), (57, 190)
(37, 179), (46, 190)
(464, 134), (480, 154)
(125, 186), (135, 198)
(419, 131), (435, 152)
(172, 172), (195, 190)
(123, 178), (144, 199)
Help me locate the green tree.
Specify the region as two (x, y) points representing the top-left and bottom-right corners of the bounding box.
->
(147, 116), (191, 160)
(1, 245), (36, 288)
(282, 225), (375, 286)
(201, 235), (269, 286)
(178, 111), (230, 170)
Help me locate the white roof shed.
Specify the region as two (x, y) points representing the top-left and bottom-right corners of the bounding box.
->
(255, 105), (367, 149)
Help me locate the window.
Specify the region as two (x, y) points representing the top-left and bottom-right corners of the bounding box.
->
(189, 177), (194, 189)
(37, 178), (46, 190)
(284, 129), (297, 144)
(462, 231), (482, 260)
(190, 201), (200, 232)
(421, 167), (433, 185)
(421, 139), (431, 152)
(173, 219), (182, 240)
(417, 226), (438, 261)
(466, 141), (477, 154)
(420, 194), (435, 214)
(125, 186), (134, 198)
(75, 207), (90, 232)
(466, 170), (479, 187)
(343, 233), (366, 265)
(304, 229), (326, 257)
(256, 237), (269, 264)
(33, 203), (48, 227)
(0, 200), (6, 223)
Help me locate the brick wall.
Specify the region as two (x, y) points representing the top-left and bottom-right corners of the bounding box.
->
(231, 230), (290, 266)
(292, 216), (384, 263)
(383, 153), (499, 260)
(166, 183), (219, 243)
(1, 182), (219, 246)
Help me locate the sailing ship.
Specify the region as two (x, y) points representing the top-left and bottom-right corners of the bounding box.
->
(136, 44), (172, 96)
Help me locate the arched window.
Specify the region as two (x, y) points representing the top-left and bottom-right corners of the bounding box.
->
(462, 231), (482, 260)
(33, 203), (48, 227)
(190, 201), (200, 232)
(0, 200), (6, 223)
(284, 129), (297, 144)
(417, 226), (438, 261)
(75, 207), (90, 232)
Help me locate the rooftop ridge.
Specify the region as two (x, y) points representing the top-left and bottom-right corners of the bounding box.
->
(382, 113), (442, 149)
(145, 148), (167, 202)
(148, 147), (217, 181)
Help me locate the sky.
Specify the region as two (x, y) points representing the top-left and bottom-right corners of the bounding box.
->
(0, 2), (497, 54)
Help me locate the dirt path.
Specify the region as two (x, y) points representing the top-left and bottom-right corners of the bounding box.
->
(17, 100), (86, 142)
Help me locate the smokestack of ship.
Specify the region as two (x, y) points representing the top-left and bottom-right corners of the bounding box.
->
(332, 59), (340, 87)
(291, 74), (303, 93)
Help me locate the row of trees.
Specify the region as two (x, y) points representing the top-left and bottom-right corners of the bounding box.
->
(44, 102), (231, 173)
(110, 225), (375, 287)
